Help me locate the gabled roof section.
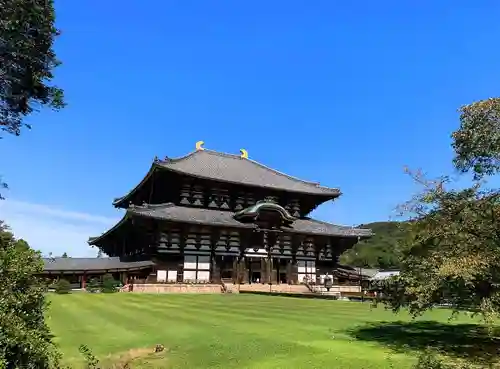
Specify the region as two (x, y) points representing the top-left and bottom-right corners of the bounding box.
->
(233, 199), (296, 225)
(113, 149), (341, 208)
(113, 164), (156, 207)
(157, 149), (340, 196)
(88, 213), (130, 246)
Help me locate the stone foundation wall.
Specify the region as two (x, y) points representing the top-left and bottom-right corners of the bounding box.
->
(332, 285), (361, 293)
(132, 284), (222, 294)
(238, 284), (310, 294)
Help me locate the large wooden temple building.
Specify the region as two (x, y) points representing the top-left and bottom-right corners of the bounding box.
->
(84, 142), (371, 286)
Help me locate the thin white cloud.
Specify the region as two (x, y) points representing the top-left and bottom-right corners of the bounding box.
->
(0, 200), (119, 257)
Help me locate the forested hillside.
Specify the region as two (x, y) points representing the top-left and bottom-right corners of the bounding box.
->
(339, 221), (406, 269)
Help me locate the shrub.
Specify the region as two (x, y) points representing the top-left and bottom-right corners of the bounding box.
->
(86, 277), (101, 293)
(0, 221), (62, 368)
(54, 279), (71, 294)
(101, 273), (119, 293)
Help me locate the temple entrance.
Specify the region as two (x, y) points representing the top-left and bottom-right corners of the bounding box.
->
(250, 271), (261, 283)
(279, 272), (287, 284)
(221, 270), (232, 279)
(247, 257), (263, 283)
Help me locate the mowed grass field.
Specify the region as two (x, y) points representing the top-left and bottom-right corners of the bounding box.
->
(47, 293), (484, 369)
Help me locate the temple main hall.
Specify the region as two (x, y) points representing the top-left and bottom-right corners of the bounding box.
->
(81, 142), (372, 287)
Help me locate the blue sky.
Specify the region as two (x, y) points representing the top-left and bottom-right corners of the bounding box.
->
(1, 1), (500, 256)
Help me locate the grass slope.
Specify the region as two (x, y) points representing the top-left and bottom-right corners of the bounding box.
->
(47, 293), (482, 369)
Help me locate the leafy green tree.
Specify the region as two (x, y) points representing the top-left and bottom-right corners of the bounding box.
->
(0, 0), (65, 199)
(452, 98), (500, 180)
(61, 252), (68, 258)
(0, 221), (61, 368)
(86, 277), (101, 293)
(0, 0), (65, 137)
(101, 273), (119, 293)
(54, 278), (71, 294)
(387, 97), (500, 320)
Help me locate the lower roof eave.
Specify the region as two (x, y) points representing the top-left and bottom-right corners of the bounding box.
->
(40, 266), (154, 274)
(130, 205), (372, 238)
(91, 204), (373, 241)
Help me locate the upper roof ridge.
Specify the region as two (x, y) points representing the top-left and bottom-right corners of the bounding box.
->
(160, 148), (336, 189)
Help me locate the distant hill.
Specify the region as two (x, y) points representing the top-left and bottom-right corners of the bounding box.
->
(339, 221), (406, 269)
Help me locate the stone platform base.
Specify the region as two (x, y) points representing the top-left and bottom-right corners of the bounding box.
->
(132, 284), (222, 293)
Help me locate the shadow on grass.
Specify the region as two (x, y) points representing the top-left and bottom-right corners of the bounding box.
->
(348, 320), (500, 363)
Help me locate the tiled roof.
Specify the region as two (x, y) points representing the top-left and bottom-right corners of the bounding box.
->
(129, 203), (372, 238)
(157, 149), (340, 196)
(371, 270), (400, 280)
(42, 257), (154, 272)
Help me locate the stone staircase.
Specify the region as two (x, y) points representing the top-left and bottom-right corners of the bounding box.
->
(119, 284), (132, 292)
(304, 281), (362, 298)
(221, 279), (238, 294)
(238, 284), (310, 294)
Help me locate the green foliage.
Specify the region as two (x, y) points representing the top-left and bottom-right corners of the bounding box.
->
(0, 221), (61, 368)
(386, 170), (500, 320)
(86, 277), (101, 293)
(101, 273), (119, 293)
(0, 176), (8, 200)
(452, 98), (500, 180)
(54, 278), (71, 294)
(78, 344), (99, 368)
(412, 350), (476, 369)
(0, 0), (65, 137)
(61, 252), (68, 258)
(412, 351), (446, 369)
(340, 221), (407, 269)
(385, 96), (500, 325)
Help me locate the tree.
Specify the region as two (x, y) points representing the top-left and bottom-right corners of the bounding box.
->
(0, 0), (65, 137)
(386, 97), (500, 320)
(101, 273), (119, 293)
(85, 277), (101, 293)
(0, 221), (61, 368)
(386, 172), (500, 317)
(96, 249), (103, 258)
(61, 252), (68, 258)
(452, 98), (500, 180)
(54, 278), (71, 294)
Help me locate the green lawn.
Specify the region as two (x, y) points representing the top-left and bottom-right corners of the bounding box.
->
(47, 293), (486, 369)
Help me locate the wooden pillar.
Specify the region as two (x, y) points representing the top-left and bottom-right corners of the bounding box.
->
(241, 257), (249, 284)
(177, 225), (186, 282)
(260, 258), (267, 284)
(290, 260), (298, 284)
(81, 273), (87, 289)
(210, 229), (221, 283)
(211, 255), (221, 284)
(232, 257), (238, 283)
(286, 260), (292, 284)
(270, 258), (277, 284)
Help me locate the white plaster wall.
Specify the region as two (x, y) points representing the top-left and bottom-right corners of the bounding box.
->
(157, 270), (167, 282)
(184, 270), (196, 281)
(197, 271), (210, 282)
(167, 270), (177, 282)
